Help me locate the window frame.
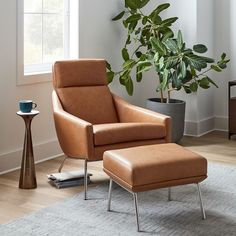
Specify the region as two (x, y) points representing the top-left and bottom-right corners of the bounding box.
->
(17, 0), (79, 86)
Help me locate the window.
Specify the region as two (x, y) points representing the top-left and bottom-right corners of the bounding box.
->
(17, 0), (79, 85)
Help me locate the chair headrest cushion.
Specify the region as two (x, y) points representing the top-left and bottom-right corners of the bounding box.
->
(53, 59), (108, 88)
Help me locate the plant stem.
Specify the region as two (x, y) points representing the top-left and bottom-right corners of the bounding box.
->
(167, 84), (171, 103)
(160, 89), (164, 103)
(195, 68), (212, 78)
(167, 90), (170, 103)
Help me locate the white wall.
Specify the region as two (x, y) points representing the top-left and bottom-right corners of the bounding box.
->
(0, 0), (61, 173)
(213, 0), (232, 130)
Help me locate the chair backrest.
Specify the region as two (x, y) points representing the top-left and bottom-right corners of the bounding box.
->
(53, 59), (118, 124)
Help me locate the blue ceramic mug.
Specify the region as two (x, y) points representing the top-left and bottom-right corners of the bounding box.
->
(19, 100), (37, 113)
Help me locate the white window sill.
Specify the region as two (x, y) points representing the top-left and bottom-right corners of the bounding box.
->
(17, 72), (52, 86)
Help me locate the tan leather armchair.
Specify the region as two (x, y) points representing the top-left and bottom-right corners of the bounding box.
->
(52, 59), (171, 199)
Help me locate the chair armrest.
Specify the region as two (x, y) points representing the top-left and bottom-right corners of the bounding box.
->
(112, 94), (172, 142)
(52, 90), (94, 159)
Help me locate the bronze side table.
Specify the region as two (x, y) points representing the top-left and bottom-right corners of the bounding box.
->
(17, 110), (39, 189)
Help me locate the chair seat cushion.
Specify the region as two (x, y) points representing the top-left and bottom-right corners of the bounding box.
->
(103, 143), (207, 192)
(93, 123), (166, 146)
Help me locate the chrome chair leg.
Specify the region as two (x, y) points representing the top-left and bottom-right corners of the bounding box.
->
(84, 159), (88, 200)
(107, 179), (113, 211)
(58, 156), (67, 173)
(133, 193), (140, 232)
(197, 183), (206, 220)
(168, 187), (172, 201)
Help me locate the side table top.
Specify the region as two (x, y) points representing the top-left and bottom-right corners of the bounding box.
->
(17, 110), (40, 116)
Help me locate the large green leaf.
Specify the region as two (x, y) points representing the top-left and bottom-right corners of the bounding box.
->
(142, 16), (148, 25)
(123, 59), (136, 69)
(153, 3), (170, 15)
(150, 11), (162, 24)
(136, 66), (143, 82)
(159, 57), (164, 69)
(177, 30), (183, 49)
(161, 17), (178, 27)
(150, 37), (166, 55)
(164, 38), (179, 53)
(153, 52), (159, 62)
(183, 85), (192, 94)
(221, 52), (226, 60)
(200, 56), (215, 63)
(165, 56), (179, 69)
(125, 14), (141, 23)
(107, 71), (115, 83)
(123, 20), (128, 28)
(119, 76), (126, 86)
(172, 71), (182, 89)
(180, 61), (186, 78)
(193, 44), (208, 54)
(137, 60), (152, 67)
(186, 54), (207, 71)
(125, 76), (134, 95)
(199, 77), (210, 89)
(125, 35), (131, 45)
(190, 82), (198, 92)
(106, 61), (111, 70)
(128, 20), (138, 33)
(211, 65), (222, 72)
(137, 61), (152, 73)
(125, 0), (138, 10)
(122, 48), (130, 61)
(181, 70), (193, 84)
(160, 69), (169, 89)
(218, 63), (227, 69)
(161, 28), (174, 42)
(138, 0), (150, 8)
(112, 11), (125, 21)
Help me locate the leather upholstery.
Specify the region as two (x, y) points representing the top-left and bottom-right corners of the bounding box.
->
(94, 139), (166, 161)
(52, 90), (94, 159)
(103, 143), (207, 192)
(53, 59), (108, 88)
(113, 94), (172, 143)
(56, 87), (118, 124)
(93, 123), (166, 146)
(52, 59), (172, 161)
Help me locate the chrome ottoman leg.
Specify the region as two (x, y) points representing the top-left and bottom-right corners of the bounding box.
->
(84, 159), (88, 200)
(58, 156), (67, 173)
(197, 183), (206, 220)
(107, 178), (113, 211)
(133, 193), (140, 232)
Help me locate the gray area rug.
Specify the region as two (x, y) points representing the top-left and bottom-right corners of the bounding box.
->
(1, 162), (236, 236)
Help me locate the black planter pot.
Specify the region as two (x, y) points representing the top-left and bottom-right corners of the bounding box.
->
(146, 98), (186, 143)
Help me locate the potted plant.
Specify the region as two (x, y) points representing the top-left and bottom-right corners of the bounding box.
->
(107, 0), (230, 142)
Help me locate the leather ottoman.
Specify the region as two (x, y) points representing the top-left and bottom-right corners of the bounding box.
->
(103, 143), (208, 232)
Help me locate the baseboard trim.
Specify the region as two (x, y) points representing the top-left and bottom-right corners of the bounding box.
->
(0, 140), (63, 175)
(184, 116), (228, 137)
(214, 116), (228, 131)
(185, 116), (215, 137)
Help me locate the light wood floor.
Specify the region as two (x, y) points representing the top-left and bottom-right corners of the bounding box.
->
(0, 131), (235, 224)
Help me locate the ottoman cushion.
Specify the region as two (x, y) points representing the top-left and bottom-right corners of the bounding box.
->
(103, 143), (207, 192)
